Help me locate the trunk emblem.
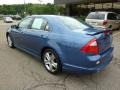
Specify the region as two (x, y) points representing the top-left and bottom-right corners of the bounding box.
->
(96, 61), (100, 65)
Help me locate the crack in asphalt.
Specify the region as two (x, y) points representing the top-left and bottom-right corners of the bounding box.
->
(78, 74), (98, 90)
(23, 73), (69, 90)
(112, 57), (120, 68)
(22, 60), (100, 90)
(22, 60), (70, 90)
(22, 60), (32, 78)
(90, 74), (98, 90)
(79, 78), (89, 87)
(23, 82), (66, 90)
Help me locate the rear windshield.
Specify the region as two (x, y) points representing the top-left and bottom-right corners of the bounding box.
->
(58, 16), (91, 30)
(6, 17), (11, 19)
(87, 13), (105, 20)
(107, 13), (118, 20)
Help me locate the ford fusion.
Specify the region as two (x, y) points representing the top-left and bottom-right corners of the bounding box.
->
(6, 15), (113, 74)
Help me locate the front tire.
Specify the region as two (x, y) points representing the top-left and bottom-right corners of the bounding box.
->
(42, 49), (62, 74)
(7, 35), (14, 48)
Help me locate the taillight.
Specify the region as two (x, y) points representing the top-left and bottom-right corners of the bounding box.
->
(103, 20), (108, 25)
(80, 38), (99, 55)
(104, 30), (112, 35)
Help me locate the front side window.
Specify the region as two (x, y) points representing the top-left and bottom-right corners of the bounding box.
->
(19, 17), (33, 28)
(31, 18), (48, 30)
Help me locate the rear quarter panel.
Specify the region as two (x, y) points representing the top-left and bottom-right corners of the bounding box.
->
(47, 31), (94, 67)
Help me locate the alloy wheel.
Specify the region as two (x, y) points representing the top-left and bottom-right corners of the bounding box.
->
(44, 51), (58, 73)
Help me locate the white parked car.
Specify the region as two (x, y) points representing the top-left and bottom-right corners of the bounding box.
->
(85, 12), (120, 30)
(4, 17), (13, 23)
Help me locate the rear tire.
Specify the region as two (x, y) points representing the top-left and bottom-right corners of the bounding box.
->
(119, 26), (120, 30)
(42, 49), (62, 74)
(7, 35), (15, 48)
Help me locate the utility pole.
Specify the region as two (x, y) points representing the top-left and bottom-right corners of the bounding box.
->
(38, 0), (42, 4)
(24, 0), (26, 15)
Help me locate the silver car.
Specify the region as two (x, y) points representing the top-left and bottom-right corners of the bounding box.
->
(4, 17), (13, 23)
(85, 12), (120, 30)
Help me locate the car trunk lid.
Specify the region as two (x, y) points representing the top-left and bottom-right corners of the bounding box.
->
(86, 28), (112, 54)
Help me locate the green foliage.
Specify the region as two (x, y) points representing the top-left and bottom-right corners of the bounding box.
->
(0, 4), (60, 17)
(78, 15), (86, 21)
(75, 15), (86, 22)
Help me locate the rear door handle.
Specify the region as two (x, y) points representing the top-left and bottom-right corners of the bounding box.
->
(40, 35), (47, 39)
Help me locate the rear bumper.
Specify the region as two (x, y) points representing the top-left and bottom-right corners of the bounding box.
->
(93, 25), (119, 30)
(4, 20), (13, 23)
(63, 47), (113, 74)
(5, 21), (13, 23)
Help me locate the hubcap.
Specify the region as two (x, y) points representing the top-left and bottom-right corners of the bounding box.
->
(7, 36), (12, 47)
(44, 52), (58, 72)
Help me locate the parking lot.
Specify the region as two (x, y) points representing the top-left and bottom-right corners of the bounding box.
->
(0, 20), (120, 90)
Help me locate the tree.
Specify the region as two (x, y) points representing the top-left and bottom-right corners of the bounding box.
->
(0, 4), (60, 17)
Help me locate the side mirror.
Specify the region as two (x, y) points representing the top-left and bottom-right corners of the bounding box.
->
(11, 25), (19, 29)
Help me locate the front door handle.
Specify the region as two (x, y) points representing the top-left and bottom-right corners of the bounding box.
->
(40, 35), (43, 37)
(21, 31), (24, 34)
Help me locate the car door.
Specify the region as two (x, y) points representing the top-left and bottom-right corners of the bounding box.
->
(107, 13), (120, 29)
(20, 17), (51, 55)
(11, 17), (33, 48)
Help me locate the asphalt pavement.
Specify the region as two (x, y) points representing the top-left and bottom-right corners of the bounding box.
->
(0, 20), (120, 90)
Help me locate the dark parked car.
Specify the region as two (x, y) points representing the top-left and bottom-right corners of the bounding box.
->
(15, 15), (22, 20)
(11, 15), (22, 20)
(6, 15), (113, 74)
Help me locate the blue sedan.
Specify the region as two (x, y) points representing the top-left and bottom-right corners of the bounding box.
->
(6, 15), (113, 74)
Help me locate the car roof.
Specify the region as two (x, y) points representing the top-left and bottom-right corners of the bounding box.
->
(27, 15), (67, 19)
(90, 11), (117, 14)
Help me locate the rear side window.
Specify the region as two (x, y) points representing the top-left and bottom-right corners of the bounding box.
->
(87, 13), (105, 20)
(31, 18), (45, 30)
(107, 13), (118, 20)
(31, 18), (50, 31)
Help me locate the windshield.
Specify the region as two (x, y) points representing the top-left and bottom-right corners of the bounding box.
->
(6, 17), (11, 19)
(58, 16), (91, 30)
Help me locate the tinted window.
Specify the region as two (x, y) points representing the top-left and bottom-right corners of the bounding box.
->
(87, 13), (105, 20)
(31, 18), (48, 30)
(58, 16), (91, 30)
(107, 13), (118, 20)
(19, 18), (33, 28)
(118, 15), (120, 20)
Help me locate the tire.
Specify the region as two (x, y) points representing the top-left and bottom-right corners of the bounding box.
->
(42, 49), (62, 74)
(7, 35), (15, 48)
(119, 26), (120, 30)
